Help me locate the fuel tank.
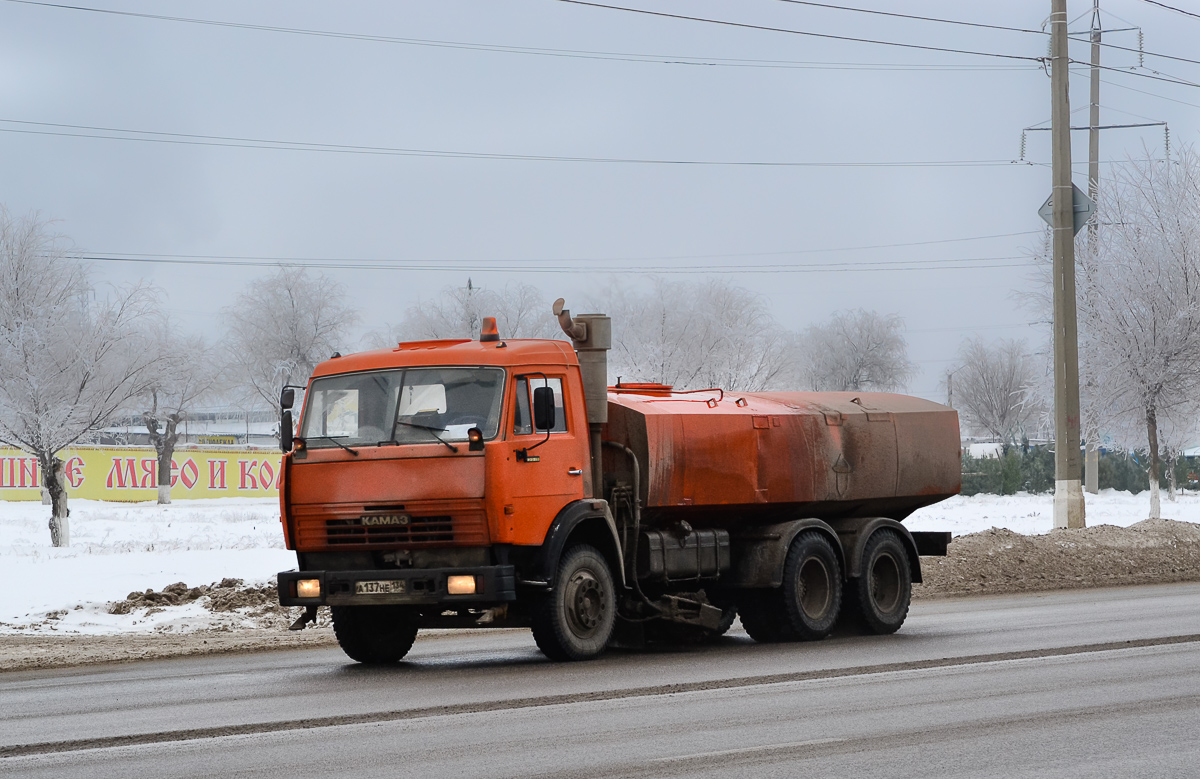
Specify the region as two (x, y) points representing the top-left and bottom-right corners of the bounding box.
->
(602, 387), (960, 525)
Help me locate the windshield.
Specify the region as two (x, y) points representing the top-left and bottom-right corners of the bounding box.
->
(299, 367), (505, 449)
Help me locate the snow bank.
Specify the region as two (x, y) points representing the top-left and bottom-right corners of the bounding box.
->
(0, 498), (292, 634)
(906, 489), (1200, 535)
(2, 490), (1196, 635)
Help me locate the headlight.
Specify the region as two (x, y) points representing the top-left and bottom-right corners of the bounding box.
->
(447, 575), (477, 595)
(296, 578), (321, 598)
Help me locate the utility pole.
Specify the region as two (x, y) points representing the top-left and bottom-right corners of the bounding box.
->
(1051, 0), (1086, 528)
(1083, 0), (1101, 495)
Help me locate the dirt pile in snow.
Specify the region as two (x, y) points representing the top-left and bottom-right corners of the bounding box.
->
(105, 578), (299, 630)
(914, 518), (1200, 599)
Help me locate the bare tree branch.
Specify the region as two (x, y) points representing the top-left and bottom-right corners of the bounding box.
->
(0, 206), (164, 545)
(799, 309), (916, 392)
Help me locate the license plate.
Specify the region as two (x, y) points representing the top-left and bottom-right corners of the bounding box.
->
(355, 580), (406, 595)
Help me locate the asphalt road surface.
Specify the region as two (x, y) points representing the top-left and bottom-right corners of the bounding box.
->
(3, 583), (1199, 778)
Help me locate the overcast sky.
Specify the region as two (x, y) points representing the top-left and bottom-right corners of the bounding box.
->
(3, 0), (1198, 400)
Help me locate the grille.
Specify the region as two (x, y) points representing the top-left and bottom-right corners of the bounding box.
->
(326, 515), (453, 545)
(292, 499), (489, 550)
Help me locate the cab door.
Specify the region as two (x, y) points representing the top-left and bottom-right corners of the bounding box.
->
(500, 374), (586, 545)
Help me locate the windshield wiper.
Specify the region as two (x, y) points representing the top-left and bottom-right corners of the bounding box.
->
(300, 435), (360, 456)
(390, 421), (459, 452)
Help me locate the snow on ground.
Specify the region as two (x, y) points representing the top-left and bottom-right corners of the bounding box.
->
(0, 498), (291, 635)
(904, 489), (1200, 536)
(1, 490), (1197, 636)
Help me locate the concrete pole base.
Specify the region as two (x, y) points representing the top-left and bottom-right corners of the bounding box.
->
(1054, 479), (1086, 529)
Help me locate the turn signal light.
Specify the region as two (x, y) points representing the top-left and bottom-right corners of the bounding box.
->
(480, 317), (500, 342)
(467, 427), (484, 451)
(447, 575), (477, 595)
(296, 578), (321, 598)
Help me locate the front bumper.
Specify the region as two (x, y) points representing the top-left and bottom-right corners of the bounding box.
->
(278, 565), (516, 607)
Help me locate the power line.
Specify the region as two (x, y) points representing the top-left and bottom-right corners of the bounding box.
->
(0, 118), (1030, 168)
(1140, 0), (1200, 21)
(1094, 75), (1200, 109)
(0, 0), (1029, 72)
(1025, 121), (1166, 131)
(553, 1), (1042, 62)
(90, 231), (1043, 265)
(1068, 59), (1200, 88)
(1065, 33), (1200, 69)
(78, 253), (1033, 275)
(770, 1), (1047, 35)
(15, 0), (1197, 78)
(768, 0), (1200, 73)
(908, 321), (1039, 334)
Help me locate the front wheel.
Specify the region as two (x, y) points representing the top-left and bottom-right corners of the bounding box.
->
(531, 544), (616, 661)
(331, 605), (419, 664)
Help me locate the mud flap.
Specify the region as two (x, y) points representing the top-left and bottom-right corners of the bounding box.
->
(289, 605), (318, 631)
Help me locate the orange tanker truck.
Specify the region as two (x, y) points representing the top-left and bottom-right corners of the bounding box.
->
(277, 300), (960, 662)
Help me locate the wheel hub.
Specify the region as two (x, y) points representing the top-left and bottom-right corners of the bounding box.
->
(565, 571), (605, 635)
(870, 553), (902, 613)
(797, 556), (832, 620)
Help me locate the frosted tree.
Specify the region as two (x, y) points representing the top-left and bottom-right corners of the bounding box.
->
(591, 277), (790, 392)
(370, 280), (560, 346)
(800, 309), (916, 392)
(1074, 147), (1200, 519)
(0, 208), (162, 546)
(950, 337), (1041, 441)
(139, 325), (218, 504)
(223, 266), (358, 410)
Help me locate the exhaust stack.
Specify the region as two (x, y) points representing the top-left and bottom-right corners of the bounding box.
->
(553, 298), (611, 498)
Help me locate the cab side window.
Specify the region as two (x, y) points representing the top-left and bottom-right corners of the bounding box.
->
(513, 376), (568, 435)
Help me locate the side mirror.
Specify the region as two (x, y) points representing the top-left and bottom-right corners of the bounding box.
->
(280, 410), (294, 453)
(281, 387), (295, 410)
(533, 386), (556, 431)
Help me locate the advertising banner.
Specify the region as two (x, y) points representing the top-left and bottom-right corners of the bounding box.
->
(0, 447), (282, 502)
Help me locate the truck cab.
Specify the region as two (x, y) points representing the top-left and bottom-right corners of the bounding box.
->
(278, 333), (624, 661)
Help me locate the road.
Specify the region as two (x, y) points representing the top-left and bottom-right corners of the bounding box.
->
(3, 583), (1199, 777)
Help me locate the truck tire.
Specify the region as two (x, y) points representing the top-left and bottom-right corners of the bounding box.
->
(330, 605), (419, 664)
(736, 590), (792, 643)
(531, 544), (616, 661)
(852, 529), (911, 635)
(780, 531), (842, 641)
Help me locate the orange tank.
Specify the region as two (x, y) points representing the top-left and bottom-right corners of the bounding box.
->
(602, 387), (960, 525)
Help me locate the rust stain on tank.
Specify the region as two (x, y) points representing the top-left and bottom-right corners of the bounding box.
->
(604, 390), (960, 525)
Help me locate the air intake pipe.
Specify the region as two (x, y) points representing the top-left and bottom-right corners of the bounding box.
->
(553, 298), (611, 499)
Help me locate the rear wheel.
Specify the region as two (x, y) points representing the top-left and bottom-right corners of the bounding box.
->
(852, 529), (911, 635)
(531, 544), (616, 661)
(331, 605), (419, 664)
(780, 531), (842, 641)
(736, 589), (792, 643)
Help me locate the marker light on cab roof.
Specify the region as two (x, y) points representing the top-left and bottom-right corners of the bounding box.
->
(480, 317), (500, 342)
